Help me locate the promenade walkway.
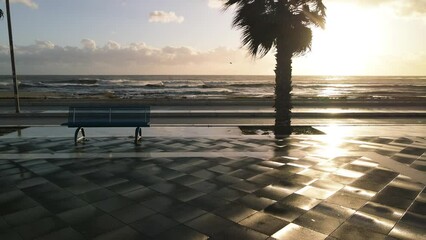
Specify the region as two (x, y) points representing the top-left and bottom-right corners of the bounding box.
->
(0, 126), (425, 240)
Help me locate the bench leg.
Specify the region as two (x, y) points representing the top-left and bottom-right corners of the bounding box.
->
(74, 127), (86, 145)
(135, 127), (142, 144)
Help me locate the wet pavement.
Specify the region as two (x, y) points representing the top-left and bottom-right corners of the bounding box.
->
(0, 126), (425, 240)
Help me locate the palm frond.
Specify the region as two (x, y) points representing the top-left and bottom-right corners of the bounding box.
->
(237, 1), (278, 57)
(222, 0), (243, 10)
(224, 0), (326, 57)
(225, 0), (278, 57)
(291, 24), (312, 56)
(0, 9), (4, 19)
(301, 0), (326, 28)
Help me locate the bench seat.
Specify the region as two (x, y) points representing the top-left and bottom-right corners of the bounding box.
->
(65, 106), (150, 145)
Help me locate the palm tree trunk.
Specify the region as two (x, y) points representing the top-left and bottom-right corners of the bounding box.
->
(274, 2), (293, 137)
(274, 44), (293, 137)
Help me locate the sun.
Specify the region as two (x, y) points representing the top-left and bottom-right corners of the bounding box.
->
(305, 3), (387, 76)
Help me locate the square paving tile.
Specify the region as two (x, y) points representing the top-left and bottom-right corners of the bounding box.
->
(0, 217), (9, 230)
(347, 211), (396, 235)
(209, 224), (269, 240)
(238, 194), (276, 211)
(398, 211), (426, 230)
(189, 194), (230, 212)
(0, 192), (39, 216)
(93, 196), (134, 213)
(408, 200), (426, 215)
(389, 221), (426, 240)
(185, 213), (235, 236)
(91, 226), (145, 240)
(293, 210), (344, 235)
(14, 216), (67, 240)
(77, 188), (116, 203)
(272, 223), (327, 240)
(311, 202), (356, 220)
(131, 213), (178, 237)
(73, 214), (125, 238)
(240, 212), (289, 235)
(230, 180), (262, 193)
(326, 191), (368, 210)
(57, 205), (103, 225)
(107, 181), (144, 194)
(211, 187), (247, 201)
(279, 193), (322, 211)
(41, 196), (88, 214)
(163, 203), (206, 223)
(0, 231), (23, 240)
(141, 194), (180, 213)
(331, 222), (388, 240)
(155, 224), (208, 240)
(121, 187), (157, 202)
(188, 180), (221, 193)
(172, 175), (204, 186)
(358, 202), (404, 222)
(3, 206), (51, 227)
(264, 202), (306, 222)
(110, 204), (155, 224)
(173, 187), (206, 202)
(34, 227), (85, 240)
(213, 203), (257, 222)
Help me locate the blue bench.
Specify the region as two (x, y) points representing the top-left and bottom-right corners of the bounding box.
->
(65, 106), (150, 145)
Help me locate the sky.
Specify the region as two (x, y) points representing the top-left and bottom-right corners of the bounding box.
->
(0, 0), (425, 75)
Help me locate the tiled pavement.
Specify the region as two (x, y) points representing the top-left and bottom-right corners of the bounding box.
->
(0, 132), (425, 239)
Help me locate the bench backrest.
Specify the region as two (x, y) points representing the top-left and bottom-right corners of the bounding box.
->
(68, 106), (150, 127)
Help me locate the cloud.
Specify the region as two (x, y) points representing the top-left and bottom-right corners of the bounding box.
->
(1, 39), (423, 75)
(393, 0), (426, 16)
(104, 41), (121, 50)
(0, 40), (273, 75)
(149, 11), (184, 23)
(329, 0), (426, 16)
(9, 0), (38, 9)
(34, 40), (54, 49)
(208, 0), (223, 9)
(81, 39), (96, 50)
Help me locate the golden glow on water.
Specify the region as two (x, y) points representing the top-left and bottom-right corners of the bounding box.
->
(321, 109), (346, 114)
(319, 87), (341, 97)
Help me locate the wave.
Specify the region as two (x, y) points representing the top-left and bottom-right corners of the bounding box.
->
(2, 75), (425, 101)
(19, 83), (40, 88)
(74, 79), (99, 85)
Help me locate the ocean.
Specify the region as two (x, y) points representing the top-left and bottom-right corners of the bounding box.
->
(0, 75), (425, 104)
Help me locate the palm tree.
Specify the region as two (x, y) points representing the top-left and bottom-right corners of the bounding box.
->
(224, 0), (326, 137)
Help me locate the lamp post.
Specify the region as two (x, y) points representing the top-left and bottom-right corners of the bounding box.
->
(5, 0), (20, 113)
